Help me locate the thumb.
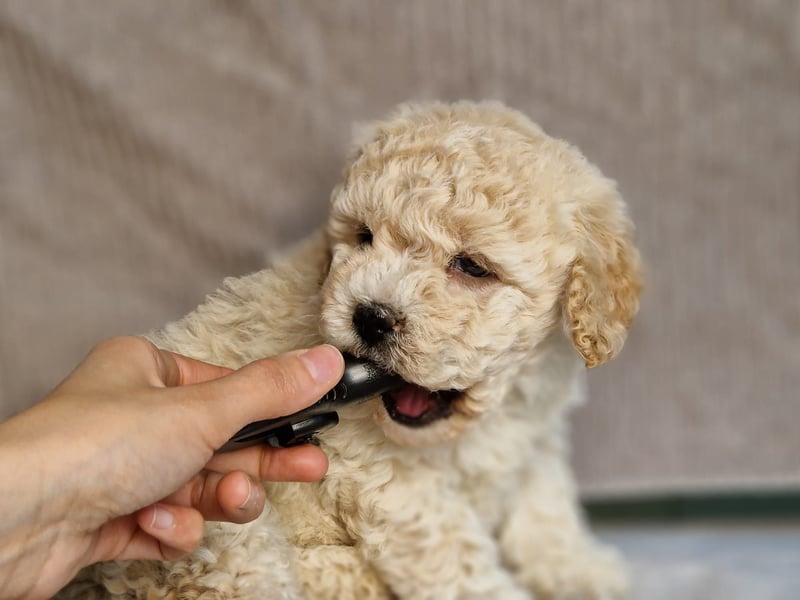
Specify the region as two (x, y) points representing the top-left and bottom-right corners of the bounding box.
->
(192, 345), (344, 443)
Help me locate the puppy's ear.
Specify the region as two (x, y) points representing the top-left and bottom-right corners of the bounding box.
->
(564, 183), (642, 368)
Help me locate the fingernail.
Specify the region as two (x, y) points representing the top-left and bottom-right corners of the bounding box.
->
(150, 504), (175, 529)
(238, 477), (256, 511)
(299, 345), (343, 384)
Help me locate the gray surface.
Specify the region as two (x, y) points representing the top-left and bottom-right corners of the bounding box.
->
(598, 523), (800, 600)
(1, 1), (798, 494)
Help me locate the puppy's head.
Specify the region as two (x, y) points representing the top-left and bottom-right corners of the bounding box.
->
(320, 102), (642, 446)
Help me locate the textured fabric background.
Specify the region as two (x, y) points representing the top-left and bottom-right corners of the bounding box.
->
(1, 0), (798, 495)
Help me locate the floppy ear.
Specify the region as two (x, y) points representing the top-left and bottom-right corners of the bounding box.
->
(564, 184), (643, 368)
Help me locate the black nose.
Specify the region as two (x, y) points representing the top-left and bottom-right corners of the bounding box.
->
(352, 303), (401, 346)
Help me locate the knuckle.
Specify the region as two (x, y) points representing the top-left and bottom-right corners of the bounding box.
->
(258, 445), (275, 482)
(250, 356), (307, 401)
(190, 475), (207, 511)
(224, 352), (320, 425)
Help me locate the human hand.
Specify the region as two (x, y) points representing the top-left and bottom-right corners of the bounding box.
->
(0, 337), (344, 599)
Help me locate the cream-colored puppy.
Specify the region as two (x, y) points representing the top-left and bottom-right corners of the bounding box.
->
(62, 101), (642, 600)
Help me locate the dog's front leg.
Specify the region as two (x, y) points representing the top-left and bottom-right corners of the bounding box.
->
(293, 544), (394, 600)
(349, 482), (531, 600)
(498, 432), (628, 600)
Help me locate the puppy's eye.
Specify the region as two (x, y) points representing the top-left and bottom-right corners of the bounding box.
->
(356, 225), (373, 246)
(451, 255), (493, 278)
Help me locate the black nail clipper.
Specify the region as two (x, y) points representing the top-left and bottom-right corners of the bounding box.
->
(218, 353), (404, 452)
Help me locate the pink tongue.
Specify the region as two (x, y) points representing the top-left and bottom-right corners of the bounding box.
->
(393, 385), (435, 418)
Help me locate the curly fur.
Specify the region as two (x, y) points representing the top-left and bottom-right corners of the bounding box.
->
(59, 101), (642, 600)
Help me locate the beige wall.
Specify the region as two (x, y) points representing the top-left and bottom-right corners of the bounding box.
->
(1, 0), (798, 495)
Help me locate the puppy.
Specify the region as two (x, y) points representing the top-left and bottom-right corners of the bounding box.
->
(62, 101), (642, 600)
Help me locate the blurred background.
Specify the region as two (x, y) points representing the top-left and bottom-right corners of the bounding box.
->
(1, 1), (798, 597)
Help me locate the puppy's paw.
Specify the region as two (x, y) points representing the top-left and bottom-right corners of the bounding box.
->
(516, 544), (629, 600)
(295, 545), (394, 600)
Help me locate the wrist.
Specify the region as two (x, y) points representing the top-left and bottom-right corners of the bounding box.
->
(0, 401), (119, 597)
(0, 433), (70, 597)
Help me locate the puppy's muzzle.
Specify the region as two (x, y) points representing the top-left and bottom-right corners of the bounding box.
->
(352, 303), (403, 347)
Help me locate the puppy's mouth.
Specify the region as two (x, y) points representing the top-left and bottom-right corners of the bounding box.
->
(381, 384), (461, 427)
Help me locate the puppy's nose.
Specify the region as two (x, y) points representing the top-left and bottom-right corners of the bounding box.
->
(352, 303), (401, 346)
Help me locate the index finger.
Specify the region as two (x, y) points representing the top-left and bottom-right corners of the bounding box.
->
(205, 444), (329, 482)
